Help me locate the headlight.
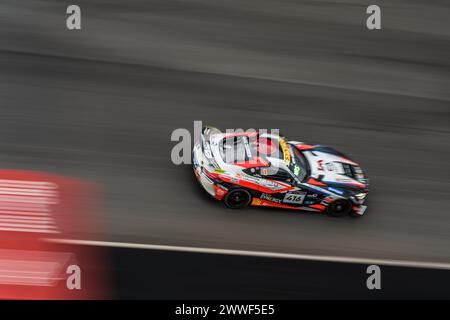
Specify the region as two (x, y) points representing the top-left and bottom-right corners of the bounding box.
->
(355, 193), (367, 200)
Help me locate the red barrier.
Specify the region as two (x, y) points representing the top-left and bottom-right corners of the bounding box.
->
(0, 170), (110, 299)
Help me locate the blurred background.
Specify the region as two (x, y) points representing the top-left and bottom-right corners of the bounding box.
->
(1, 0), (450, 295)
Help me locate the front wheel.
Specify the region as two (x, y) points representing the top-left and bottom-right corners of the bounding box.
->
(327, 199), (352, 217)
(223, 189), (252, 209)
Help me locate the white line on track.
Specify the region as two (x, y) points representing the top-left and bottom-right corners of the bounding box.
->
(46, 238), (450, 270)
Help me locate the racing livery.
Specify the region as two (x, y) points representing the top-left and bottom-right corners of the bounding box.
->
(192, 126), (369, 216)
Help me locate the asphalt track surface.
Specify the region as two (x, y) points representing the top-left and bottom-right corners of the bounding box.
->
(109, 247), (450, 299)
(1, 0), (450, 267)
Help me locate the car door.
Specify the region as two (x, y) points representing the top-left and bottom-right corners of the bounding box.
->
(264, 167), (313, 207)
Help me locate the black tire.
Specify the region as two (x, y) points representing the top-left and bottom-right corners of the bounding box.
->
(327, 199), (352, 217)
(223, 189), (252, 209)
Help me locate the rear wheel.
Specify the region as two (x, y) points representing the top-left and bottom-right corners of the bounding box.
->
(327, 199), (352, 217)
(223, 189), (252, 209)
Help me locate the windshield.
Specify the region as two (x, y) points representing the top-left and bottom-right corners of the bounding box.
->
(287, 144), (309, 182)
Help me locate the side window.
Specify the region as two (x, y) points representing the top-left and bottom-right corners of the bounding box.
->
(243, 167), (262, 177)
(260, 167), (293, 183)
(243, 167), (293, 183)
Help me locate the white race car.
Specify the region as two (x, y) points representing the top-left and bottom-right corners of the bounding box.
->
(193, 126), (369, 217)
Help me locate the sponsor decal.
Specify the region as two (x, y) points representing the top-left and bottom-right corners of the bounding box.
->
(336, 177), (352, 182)
(244, 176), (261, 184)
(279, 139), (291, 164)
(214, 168), (225, 173)
(261, 193), (282, 203)
(262, 180), (283, 189)
(328, 187), (344, 195)
(252, 198), (262, 205)
(317, 160), (324, 171)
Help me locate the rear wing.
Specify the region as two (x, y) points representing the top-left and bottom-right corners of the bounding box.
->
(201, 126), (221, 141)
(200, 126), (221, 156)
(197, 126), (223, 168)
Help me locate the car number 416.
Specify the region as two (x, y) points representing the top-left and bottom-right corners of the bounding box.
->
(283, 193), (305, 204)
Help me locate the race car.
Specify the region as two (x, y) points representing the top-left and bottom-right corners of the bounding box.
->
(192, 126), (369, 217)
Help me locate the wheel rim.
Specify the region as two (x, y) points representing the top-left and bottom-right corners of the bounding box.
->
(328, 199), (351, 216)
(226, 190), (250, 208)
